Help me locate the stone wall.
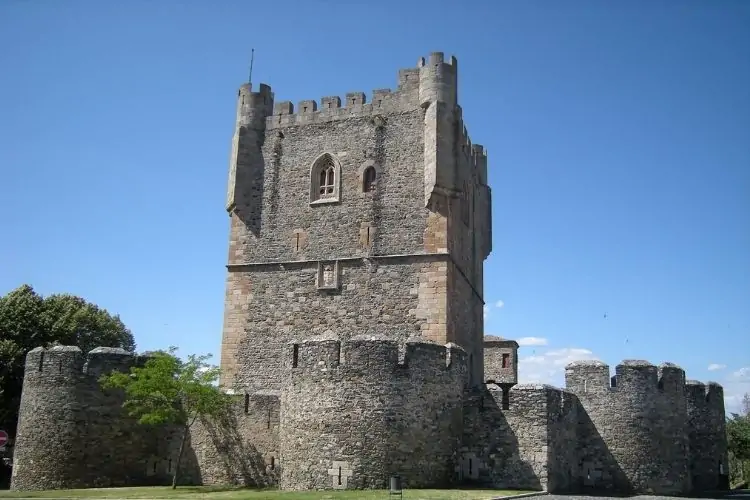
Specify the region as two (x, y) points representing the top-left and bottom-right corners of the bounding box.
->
(545, 388), (580, 493)
(184, 391), (280, 486)
(11, 346), (183, 491)
(564, 360), (691, 495)
(686, 380), (729, 491)
(221, 256), (457, 393)
(11, 344), (730, 494)
(278, 338), (467, 490)
(460, 384), (577, 492)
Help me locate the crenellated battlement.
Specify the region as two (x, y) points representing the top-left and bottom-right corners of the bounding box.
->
(658, 362), (686, 392)
(267, 86), (405, 129)
(613, 359), (659, 390)
(686, 380), (725, 407)
(22, 345), (154, 383)
(286, 337), (467, 375)
(565, 359), (611, 393)
(565, 358), (714, 396)
(25, 345), (85, 376)
(264, 51), (463, 130)
(485, 383), (579, 416)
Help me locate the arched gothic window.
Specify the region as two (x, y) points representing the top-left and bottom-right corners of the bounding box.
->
(310, 153), (341, 204)
(319, 165), (335, 197)
(362, 166), (377, 193)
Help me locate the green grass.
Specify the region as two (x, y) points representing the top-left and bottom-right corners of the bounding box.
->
(0, 486), (528, 499)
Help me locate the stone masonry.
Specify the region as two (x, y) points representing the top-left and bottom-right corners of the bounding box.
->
(10, 52), (729, 494)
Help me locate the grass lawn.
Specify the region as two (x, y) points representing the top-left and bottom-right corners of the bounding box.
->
(0, 486), (528, 499)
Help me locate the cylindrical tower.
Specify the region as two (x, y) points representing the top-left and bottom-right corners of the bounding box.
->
(565, 359), (680, 494)
(278, 336), (468, 490)
(654, 363), (690, 494)
(606, 360), (661, 493)
(11, 346), (86, 490)
(225, 82), (274, 215)
(418, 52), (457, 108)
(686, 380), (729, 492)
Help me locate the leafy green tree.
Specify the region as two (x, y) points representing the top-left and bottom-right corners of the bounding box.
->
(100, 347), (231, 489)
(727, 393), (750, 485)
(0, 285), (135, 439)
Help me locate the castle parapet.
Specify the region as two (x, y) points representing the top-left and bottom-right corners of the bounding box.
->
(564, 360), (610, 393)
(84, 346), (136, 378)
(658, 362), (686, 392)
(613, 359), (658, 391)
(287, 337), (466, 377)
(263, 52), (463, 129)
(25, 345), (85, 380)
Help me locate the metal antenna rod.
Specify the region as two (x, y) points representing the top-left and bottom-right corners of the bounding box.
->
(248, 48), (255, 85)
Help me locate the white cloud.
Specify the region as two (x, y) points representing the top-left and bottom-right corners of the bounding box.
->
(483, 306), (490, 319)
(495, 300), (504, 309)
(707, 363), (726, 371)
(717, 367), (750, 415)
(517, 337), (548, 347)
(518, 347), (599, 387)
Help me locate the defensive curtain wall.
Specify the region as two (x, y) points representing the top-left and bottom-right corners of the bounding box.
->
(10, 340), (728, 494)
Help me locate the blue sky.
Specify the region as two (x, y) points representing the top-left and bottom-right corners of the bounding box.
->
(1, 1), (748, 412)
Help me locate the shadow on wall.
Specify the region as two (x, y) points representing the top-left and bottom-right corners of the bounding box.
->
(575, 407), (630, 495)
(460, 386), (542, 491)
(461, 384), (632, 495)
(182, 405), (276, 487)
(232, 127), (266, 237)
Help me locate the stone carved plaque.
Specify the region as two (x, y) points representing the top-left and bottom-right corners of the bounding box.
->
(316, 261), (339, 290)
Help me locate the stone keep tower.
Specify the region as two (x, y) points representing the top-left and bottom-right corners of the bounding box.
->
(220, 52), (492, 392)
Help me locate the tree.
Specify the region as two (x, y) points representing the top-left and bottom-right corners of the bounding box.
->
(100, 347), (231, 489)
(0, 285), (135, 440)
(727, 392), (750, 485)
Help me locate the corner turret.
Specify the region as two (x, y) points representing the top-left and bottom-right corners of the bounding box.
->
(226, 82), (274, 215)
(420, 52), (461, 208)
(418, 52), (458, 108)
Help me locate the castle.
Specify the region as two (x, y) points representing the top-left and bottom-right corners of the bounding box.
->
(10, 52), (728, 494)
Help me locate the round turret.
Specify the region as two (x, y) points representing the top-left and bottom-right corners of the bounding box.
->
(564, 358), (691, 494)
(418, 52), (457, 108)
(11, 346), (85, 490)
(654, 363), (690, 493)
(237, 83), (274, 130)
(11, 346), (172, 491)
(278, 337), (468, 490)
(686, 380), (729, 491)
